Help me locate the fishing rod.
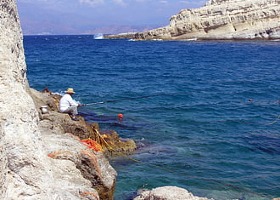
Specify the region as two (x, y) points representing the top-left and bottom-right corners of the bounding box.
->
(85, 101), (104, 106)
(84, 93), (163, 106)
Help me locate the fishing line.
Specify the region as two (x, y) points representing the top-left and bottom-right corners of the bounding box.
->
(85, 101), (104, 105)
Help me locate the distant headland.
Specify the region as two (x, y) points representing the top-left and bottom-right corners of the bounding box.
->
(107, 0), (280, 40)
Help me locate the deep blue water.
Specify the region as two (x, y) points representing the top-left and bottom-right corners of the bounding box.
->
(23, 35), (280, 200)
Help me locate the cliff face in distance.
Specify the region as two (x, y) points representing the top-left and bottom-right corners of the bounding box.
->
(118, 0), (280, 40)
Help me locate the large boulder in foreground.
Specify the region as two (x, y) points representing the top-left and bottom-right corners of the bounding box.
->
(134, 186), (210, 200)
(109, 0), (280, 40)
(39, 120), (117, 200)
(0, 0), (58, 199)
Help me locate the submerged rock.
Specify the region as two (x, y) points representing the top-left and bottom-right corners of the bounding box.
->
(108, 0), (280, 40)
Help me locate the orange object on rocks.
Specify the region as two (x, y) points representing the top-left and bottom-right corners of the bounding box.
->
(81, 138), (103, 152)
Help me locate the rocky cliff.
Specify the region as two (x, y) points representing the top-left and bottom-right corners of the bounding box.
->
(109, 0), (280, 40)
(0, 0), (46, 198)
(0, 1), (118, 199)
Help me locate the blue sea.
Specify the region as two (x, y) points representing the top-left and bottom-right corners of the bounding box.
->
(23, 35), (280, 200)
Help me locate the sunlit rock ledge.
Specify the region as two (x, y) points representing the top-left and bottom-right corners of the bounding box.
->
(107, 0), (280, 40)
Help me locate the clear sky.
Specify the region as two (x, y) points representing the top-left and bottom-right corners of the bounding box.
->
(17, 0), (206, 35)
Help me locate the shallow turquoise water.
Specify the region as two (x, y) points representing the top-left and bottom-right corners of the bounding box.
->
(24, 35), (280, 200)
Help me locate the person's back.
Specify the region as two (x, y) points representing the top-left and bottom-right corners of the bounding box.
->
(59, 88), (80, 121)
(59, 93), (78, 112)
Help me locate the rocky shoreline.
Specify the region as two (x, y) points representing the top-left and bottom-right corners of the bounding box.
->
(30, 88), (212, 200)
(30, 88), (136, 199)
(1, 0), (280, 199)
(107, 0), (280, 40)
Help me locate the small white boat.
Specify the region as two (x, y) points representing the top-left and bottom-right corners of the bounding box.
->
(186, 38), (198, 41)
(152, 38), (163, 41)
(94, 33), (104, 39)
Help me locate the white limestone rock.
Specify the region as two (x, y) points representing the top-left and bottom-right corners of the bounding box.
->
(0, 1), (53, 199)
(134, 186), (211, 200)
(133, 0), (280, 40)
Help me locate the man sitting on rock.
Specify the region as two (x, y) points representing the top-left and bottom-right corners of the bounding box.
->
(59, 88), (81, 121)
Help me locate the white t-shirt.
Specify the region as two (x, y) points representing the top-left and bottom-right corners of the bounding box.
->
(59, 93), (78, 112)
